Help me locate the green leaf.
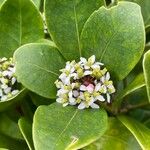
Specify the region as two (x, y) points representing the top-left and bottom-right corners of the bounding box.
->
(0, 132), (27, 150)
(0, 0), (44, 57)
(29, 92), (54, 107)
(18, 117), (34, 150)
(119, 0), (150, 28)
(0, 113), (23, 140)
(14, 43), (65, 98)
(114, 73), (145, 107)
(32, 0), (41, 9)
(33, 103), (108, 150)
(36, 39), (57, 47)
(118, 115), (150, 150)
(0, 0), (4, 7)
(143, 50), (150, 102)
(80, 1), (145, 80)
(0, 113), (28, 149)
(45, 0), (105, 60)
(83, 118), (141, 150)
(0, 88), (26, 112)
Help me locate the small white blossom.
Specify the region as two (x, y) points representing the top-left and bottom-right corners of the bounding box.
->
(0, 57), (20, 101)
(55, 55), (116, 109)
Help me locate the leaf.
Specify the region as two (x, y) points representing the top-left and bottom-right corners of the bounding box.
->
(0, 0), (4, 7)
(118, 115), (150, 150)
(119, 0), (150, 28)
(18, 117), (34, 150)
(80, 1), (145, 80)
(0, 132), (27, 150)
(0, 0), (44, 57)
(143, 50), (150, 102)
(36, 39), (57, 47)
(83, 118), (141, 150)
(0, 88), (26, 112)
(0, 113), (23, 140)
(45, 0), (105, 60)
(33, 103), (108, 150)
(14, 43), (65, 98)
(32, 0), (41, 9)
(114, 73), (145, 107)
(0, 113), (28, 150)
(29, 92), (54, 107)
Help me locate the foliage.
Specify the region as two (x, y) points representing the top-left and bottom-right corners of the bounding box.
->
(0, 0), (150, 149)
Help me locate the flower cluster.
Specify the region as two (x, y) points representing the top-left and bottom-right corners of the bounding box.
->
(0, 57), (19, 101)
(55, 55), (115, 109)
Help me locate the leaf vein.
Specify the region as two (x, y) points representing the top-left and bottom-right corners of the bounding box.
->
(53, 109), (78, 149)
(26, 62), (59, 76)
(74, 5), (81, 57)
(100, 31), (117, 61)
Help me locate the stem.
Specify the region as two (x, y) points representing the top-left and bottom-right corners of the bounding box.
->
(119, 102), (149, 114)
(97, 101), (116, 115)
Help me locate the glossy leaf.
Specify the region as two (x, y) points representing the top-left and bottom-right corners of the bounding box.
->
(81, 1), (145, 80)
(118, 115), (150, 150)
(0, 113), (23, 140)
(0, 0), (4, 7)
(30, 92), (54, 107)
(83, 118), (141, 150)
(45, 0), (105, 60)
(143, 50), (150, 102)
(32, 0), (41, 9)
(0, 113), (27, 149)
(33, 103), (108, 150)
(119, 0), (150, 28)
(14, 43), (65, 98)
(0, 133), (27, 150)
(36, 39), (57, 47)
(0, 0), (44, 57)
(18, 117), (34, 150)
(114, 73), (145, 107)
(0, 88), (26, 112)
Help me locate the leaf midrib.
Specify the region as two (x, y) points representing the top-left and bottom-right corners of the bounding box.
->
(74, 5), (81, 57)
(25, 62), (59, 76)
(53, 109), (78, 149)
(100, 31), (117, 61)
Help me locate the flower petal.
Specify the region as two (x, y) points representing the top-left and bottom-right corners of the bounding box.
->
(80, 85), (87, 91)
(96, 95), (105, 102)
(90, 103), (99, 109)
(78, 102), (86, 109)
(107, 93), (111, 103)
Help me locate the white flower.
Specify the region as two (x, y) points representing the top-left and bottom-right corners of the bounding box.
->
(90, 103), (100, 109)
(96, 95), (105, 102)
(55, 55), (115, 109)
(11, 90), (19, 95)
(0, 57), (19, 101)
(78, 102), (86, 109)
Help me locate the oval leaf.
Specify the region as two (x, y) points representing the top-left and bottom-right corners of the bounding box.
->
(32, 0), (41, 9)
(83, 118), (141, 150)
(0, 133), (27, 150)
(0, 0), (44, 57)
(119, 0), (150, 28)
(0, 113), (23, 140)
(33, 103), (108, 150)
(143, 50), (150, 102)
(80, 1), (145, 80)
(0, 88), (26, 112)
(45, 0), (105, 60)
(114, 73), (145, 107)
(14, 43), (65, 98)
(18, 117), (34, 150)
(118, 115), (150, 150)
